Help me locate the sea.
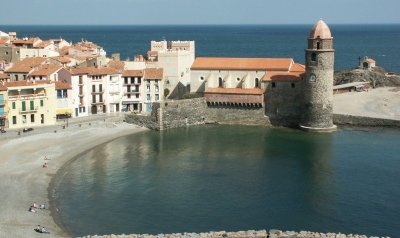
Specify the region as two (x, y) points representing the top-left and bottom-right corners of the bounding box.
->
(1, 24), (400, 237)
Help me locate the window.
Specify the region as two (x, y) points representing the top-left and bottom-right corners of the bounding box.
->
(155, 85), (159, 92)
(12, 102), (16, 109)
(30, 100), (34, 110)
(317, 41), (320, 50)
(272, 82), (276, 88)
(136, 94), (139, 99)
(99, 84), (102, 92)
(12, 116), (16, 125)
(31, 114), (35, 123)
(40, 100), (44, 107)
(33, 76), (36, 79)
(291, 83), (295, 88)
(218, 77), (223, 87)
(130, 77), (134, 84)
(147, 85), (150, 92)
(155, 79), (158, 84)
(14, 75), (18, 81)
(92, 95), (96, 103)
(39, 76), (42, 80)
(171, 68), (175, 74)
(255, 78), (259, 88)
(22, 115), (26, 124)
(237, 77), (240, 82)
(311, 53), (316, 62)
(21, 101), (26, 111)
(99, 94), (103, 102)
(92, 85), (96, 92)
(155, 94), (159, 101)
(138, 77), (141, 84)
(147, 94), (150, 100)
(23, 75), (26, 80)
(200, 76), (204, 81)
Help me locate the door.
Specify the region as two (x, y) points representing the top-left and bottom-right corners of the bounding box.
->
(41, 114), (44, 124)
(91, 106), (97, 114)
(75, 108), (78, 117)
(116, 104), (120, 112)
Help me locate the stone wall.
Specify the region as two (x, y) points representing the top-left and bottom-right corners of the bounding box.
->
(333, 114), (400, 127)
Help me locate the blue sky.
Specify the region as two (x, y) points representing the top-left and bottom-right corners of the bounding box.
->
(2, 0), (399, 25)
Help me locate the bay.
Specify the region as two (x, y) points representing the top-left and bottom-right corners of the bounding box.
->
(54, 125), (400, 237)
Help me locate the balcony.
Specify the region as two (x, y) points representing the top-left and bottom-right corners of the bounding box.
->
(124, 91), (140, 95)
(0, 100), (5, 106)
(109, 90), (120, 95)
(91, 100), (105, 105)
(91, 90), (104, 95)
(20, 106), (38, 114)
(78, 92), (85, 97)
(78, 81), (84, 86)
(8, 93), (46, 101)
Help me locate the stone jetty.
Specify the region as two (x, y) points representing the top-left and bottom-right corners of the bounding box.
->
(79, 229), (389, 238)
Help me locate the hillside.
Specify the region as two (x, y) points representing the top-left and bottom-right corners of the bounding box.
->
(334, 66), (400, 87)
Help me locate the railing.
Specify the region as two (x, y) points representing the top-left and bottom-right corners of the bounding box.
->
(8, 93), (46, 100)
(91, 90), (104, 95)
(90, 100), (105, 105)
(20, 106), (39, 114)
(124, 91), (140, 95)
(78, 92), (85, 97)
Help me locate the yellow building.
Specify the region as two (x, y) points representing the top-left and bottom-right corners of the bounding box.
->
(0, 83), (8, 131)
(5, 80), (57, 129)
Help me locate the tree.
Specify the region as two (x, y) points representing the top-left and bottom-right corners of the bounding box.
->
(164, 88), (170, 99)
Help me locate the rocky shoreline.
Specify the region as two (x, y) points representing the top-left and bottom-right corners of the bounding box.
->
(79, 229), (388, 238)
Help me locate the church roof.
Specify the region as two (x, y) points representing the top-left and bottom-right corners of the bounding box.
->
(191, 57), (293, 71)
(309, 19), (332, 39)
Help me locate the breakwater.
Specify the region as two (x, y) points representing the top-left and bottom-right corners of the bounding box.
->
(79, 229), (381, 238)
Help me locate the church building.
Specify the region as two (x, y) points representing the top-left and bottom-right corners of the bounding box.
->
(190, 19), (336, 132)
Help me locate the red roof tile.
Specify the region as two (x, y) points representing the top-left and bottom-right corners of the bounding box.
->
(122, 70), (143, 77)
(191, 57), (293, 71)
(5, 57), (47, 73)
(54, 81), (72, 89)
(144, 68), (163, 79)
(29, 64), (63, 76)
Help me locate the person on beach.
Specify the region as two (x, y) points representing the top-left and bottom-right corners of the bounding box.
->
(42, 163), (47, 168)
(33, 202), (37, 208)
(41, 227), (50, 234)
(39, 204), (45, 209)
(29, 206), (36, 213)
(44, 156), (50, 160)
(35, 225), (41, 232)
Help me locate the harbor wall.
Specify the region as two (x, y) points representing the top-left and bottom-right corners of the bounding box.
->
(125, 98), (400, 130)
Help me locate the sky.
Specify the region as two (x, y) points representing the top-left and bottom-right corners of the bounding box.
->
(1, 0), (399, 25)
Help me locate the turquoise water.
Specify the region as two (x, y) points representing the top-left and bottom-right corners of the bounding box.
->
(54, 125), (400, 237)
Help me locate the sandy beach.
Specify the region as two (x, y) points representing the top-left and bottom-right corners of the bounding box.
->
(0, 87), (399, 238)
(0, 115), (148, 238)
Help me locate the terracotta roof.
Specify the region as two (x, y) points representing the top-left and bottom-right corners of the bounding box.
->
(0, 38), (10, 44)
(144, 68), (163, 79)
(29, 64), (63, 76)
(204, 88), (264, 95)
(108, 61), (125, 70)
(54, 81), (72, 89)
(367, 58), (375, 63)
(58, 46), (70, 56)
(50, 56), (71, 64)
(70, 67), (120, 75)
(191, 57), (293, 71)
(122, 70), (143, 77)
(34, 40), (53, 48)
(263, 63), (305, 82)
(5, 57), (47, 73)
(0, 74), (10, 79)
(309, 19), (332, 39)
(13, 37), (41, 45)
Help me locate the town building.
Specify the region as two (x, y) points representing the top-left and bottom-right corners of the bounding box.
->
(3, 80), (57, 129)
(360, 56), (376, 69)
(121, 70), (144, 112)
(143, 68), (163, 113)
(5, 57), (48, 81)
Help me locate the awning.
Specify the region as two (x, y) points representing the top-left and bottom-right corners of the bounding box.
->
(56, 108), (73, 115)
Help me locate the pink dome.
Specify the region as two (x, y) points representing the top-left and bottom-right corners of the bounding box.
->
(309, 19), (332, 39)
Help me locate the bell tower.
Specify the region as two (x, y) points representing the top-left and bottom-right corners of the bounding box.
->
(299, 19), (337, 132)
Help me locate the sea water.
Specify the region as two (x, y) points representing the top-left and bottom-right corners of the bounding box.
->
(53, 125), (400, 237)
(0, 24), (399, 72)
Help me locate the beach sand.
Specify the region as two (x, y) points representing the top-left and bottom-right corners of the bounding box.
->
(1, 87), (399, 238)
(0, 118), (148, 238)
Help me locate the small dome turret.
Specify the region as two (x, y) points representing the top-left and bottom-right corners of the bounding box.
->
(309, 19), (331, 39)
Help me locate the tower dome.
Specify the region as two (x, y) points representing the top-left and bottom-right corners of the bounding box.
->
(309, 19), (331, 39)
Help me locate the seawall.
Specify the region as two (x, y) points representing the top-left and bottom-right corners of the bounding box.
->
(125, 98), (400, 130)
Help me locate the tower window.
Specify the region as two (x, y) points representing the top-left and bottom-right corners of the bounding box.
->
(255, 78), (259, 87)
(317, 42), (320, 49)
(218, 77), (223, 87)
(311, 53), (316, 61)
(291, 83), (295, 88)
(272, 82), (276, 88)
